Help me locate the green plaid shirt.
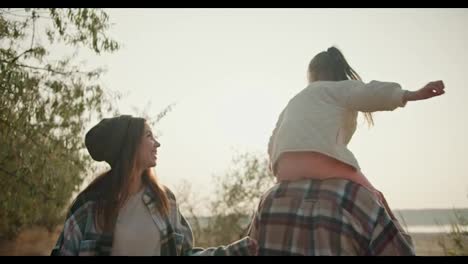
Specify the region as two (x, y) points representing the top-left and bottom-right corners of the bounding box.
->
(51, 185), (255, 256)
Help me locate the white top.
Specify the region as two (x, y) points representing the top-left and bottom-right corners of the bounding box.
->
(111, 189), (161, 256)
(268, 80), (407, 172)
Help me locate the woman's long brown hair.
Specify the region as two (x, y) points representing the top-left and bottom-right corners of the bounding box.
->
(308, 46), (374, 126)
(72, 117), (169, 232)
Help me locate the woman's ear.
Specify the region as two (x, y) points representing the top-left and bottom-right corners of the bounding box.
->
(308, 71), (316, 83)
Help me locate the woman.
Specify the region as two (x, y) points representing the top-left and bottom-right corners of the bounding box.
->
(248, 46), (445, 255)
(51, 115), (257, 256)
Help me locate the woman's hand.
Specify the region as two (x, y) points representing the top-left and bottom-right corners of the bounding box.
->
(405, 80), (445, 102)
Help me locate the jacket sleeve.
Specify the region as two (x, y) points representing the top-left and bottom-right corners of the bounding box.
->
(327, 80), (407, 112)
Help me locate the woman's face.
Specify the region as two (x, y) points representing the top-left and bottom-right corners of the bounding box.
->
(136, 122), (160, 169)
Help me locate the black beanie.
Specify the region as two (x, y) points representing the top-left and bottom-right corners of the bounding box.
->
(85, 115), (133, 167)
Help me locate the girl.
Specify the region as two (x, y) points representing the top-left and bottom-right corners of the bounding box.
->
(248, 46), (445, 255)
(52, 115), (257, 256)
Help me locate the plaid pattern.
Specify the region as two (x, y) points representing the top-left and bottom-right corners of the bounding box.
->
(51, 185), (255, 256)
(248, 179), (415, 256)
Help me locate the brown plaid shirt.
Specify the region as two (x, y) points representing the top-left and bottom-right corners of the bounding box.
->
(248, 179), (415, 256)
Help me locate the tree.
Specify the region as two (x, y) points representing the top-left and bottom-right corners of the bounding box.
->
(0, 8), (119, 239)
(176, 152), (275, 247)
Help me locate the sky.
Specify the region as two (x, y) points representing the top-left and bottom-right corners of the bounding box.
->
(72, 8), (468, 211)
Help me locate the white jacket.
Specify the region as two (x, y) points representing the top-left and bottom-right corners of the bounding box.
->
(268, 80), (407, 172)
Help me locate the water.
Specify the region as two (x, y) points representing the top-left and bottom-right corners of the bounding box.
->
(406, 225), (468, 233)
